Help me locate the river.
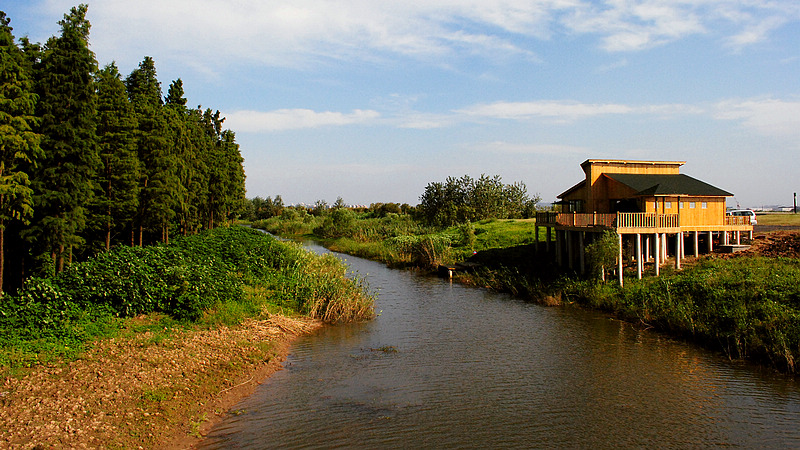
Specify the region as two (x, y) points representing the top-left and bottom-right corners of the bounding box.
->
(200, 242), (800, 448)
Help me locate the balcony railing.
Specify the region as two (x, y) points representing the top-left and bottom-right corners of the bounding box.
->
(536, 212), (678, 229)
(724, 216), (751, 226)
(616, 213), (679, 229)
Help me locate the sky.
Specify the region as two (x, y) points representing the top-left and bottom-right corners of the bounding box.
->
(4, 0), (800, 208)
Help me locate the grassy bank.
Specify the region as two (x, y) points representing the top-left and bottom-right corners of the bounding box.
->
(0, 226), (374, 447)
(253, 213), (540, 269)
(559, 256), (800, 372)
(458, 241), (800, 373)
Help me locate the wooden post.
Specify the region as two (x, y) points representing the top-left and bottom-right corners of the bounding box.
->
(636, 233), (642, 279)
(556, 230), (562, 266)
(567, 231), (574, 270)
(547, 227), (552, 254)
(534, 223), (539, 253)
(578, 231), (585, 275)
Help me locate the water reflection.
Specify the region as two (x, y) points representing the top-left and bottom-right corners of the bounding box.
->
(201, 243), (800, 448)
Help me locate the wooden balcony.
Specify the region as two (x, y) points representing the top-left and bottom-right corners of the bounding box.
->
(535, 212), (752, 233)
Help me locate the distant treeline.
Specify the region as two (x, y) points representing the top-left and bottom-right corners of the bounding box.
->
(244, 174), (537, 226)
(0, 5), (246, 293)
(242, 195), (415, 222)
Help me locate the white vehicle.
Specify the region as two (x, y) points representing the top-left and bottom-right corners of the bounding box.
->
(726, 209), (757, 225)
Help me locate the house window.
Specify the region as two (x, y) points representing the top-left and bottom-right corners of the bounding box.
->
(680, 202), (685, 209)
(690, 202), (696, 209)
(665, 202), (672, 209)
(701, 202), (708, 209)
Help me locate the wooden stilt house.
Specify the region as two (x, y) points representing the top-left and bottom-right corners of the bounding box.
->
(535, 159), (753, 284)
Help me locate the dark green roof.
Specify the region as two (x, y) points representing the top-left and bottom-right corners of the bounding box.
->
(604, 173), (733, 197)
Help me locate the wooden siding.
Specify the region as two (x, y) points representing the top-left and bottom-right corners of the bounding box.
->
(582, 160), (683, 213)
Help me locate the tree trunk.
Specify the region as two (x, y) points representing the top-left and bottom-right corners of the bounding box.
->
(105, 219), (111, 251)
(0, 222), (5, 295)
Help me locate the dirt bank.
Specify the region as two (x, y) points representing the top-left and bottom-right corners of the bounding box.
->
(743, 230), (800, 259)
(0, 313), (321, 449)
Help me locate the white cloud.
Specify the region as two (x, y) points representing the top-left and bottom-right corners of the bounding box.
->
(714, 98), (800, 138)
(32, 0), (798, 73)
(225, 108), (380, 132)
(455, 100), (634, 121)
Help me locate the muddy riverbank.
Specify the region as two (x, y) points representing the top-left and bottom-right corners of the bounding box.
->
(0, 313), (321, 449)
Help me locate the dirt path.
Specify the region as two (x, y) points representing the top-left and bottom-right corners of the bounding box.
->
(0, 314), (321, 449)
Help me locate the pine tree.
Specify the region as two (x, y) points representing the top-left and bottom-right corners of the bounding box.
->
(0, 12), (41, 292)
(27, 4), (100, 273)
(94, 62), (140, 250)
(202, 110), (245, 228)
(126, 57), (175, 245)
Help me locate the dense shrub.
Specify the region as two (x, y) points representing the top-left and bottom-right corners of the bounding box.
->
(0, 226), (374, 368)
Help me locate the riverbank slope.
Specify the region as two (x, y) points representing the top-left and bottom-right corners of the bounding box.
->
(0, 312), (320, 449)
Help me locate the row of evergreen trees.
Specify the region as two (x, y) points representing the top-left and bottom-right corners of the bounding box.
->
(0, 6), (246, 293)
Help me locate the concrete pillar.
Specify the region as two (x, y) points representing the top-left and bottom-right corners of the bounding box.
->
(693, 231), (699, 257)
(636, 233), (642, 279)
(736, 231), (741, 245)
(654, 233), (660, 276)
(680, 232), (685, 259)
(645, 235), (651, 261)
(675, 232), (682, 270)
(708, 231), (713, 253)
(618, 233), (624, 287)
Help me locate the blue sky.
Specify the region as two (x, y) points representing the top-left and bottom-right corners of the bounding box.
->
(5, 1), (800, 208)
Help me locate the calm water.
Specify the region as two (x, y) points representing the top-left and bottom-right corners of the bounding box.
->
(201, 242), (800, 448)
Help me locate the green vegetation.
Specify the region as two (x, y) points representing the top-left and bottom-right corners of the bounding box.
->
(254, 206), (541, 269)
(1, 6), (246, 294)
(417, 174), (539, 227)
(0, 226), (374, 370)
(757, 212), (800, 226)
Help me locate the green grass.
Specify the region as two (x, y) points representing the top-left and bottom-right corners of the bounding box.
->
(756, 212), (800, 226)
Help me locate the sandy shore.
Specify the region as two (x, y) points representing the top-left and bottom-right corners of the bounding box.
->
(0, 313), (322, 449)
